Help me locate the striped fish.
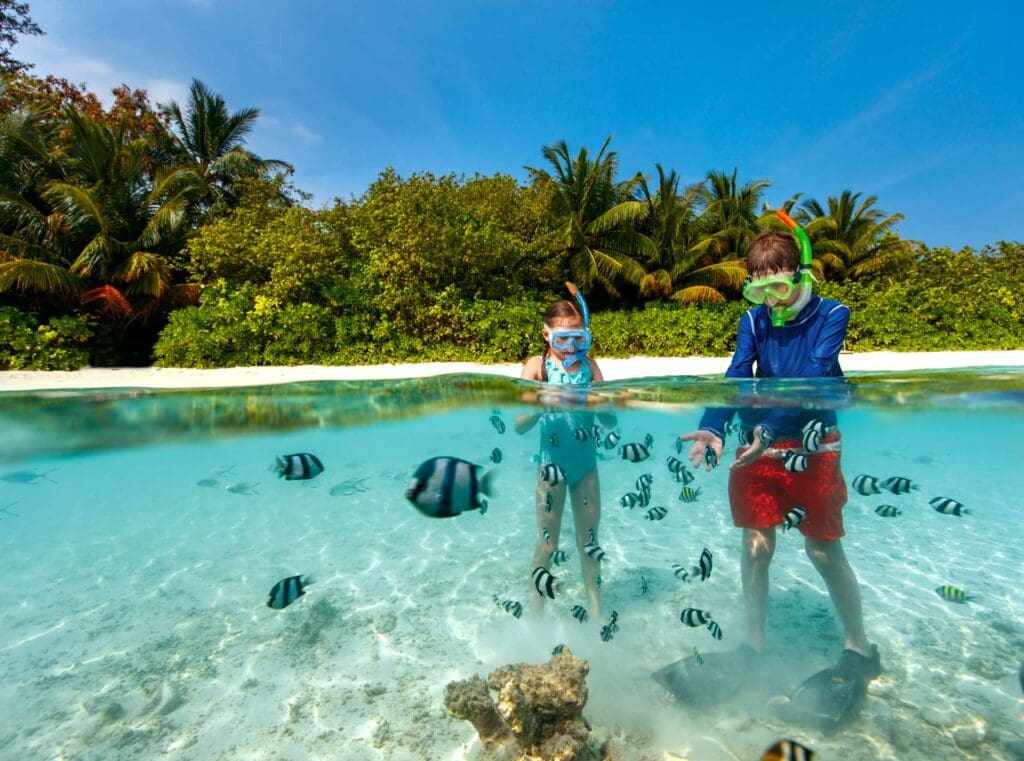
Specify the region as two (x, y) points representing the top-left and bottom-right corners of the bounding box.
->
(635, 473), (654, 490)
(672, 563), (695, 582)
(620, 443), (650, 462)
(545, 492), (554, 512)
(801, 418), (825, 453)
(782, 450), (808, 473)
(930, 497), (969, 516)
(489, 414), (506, 434)
(570, 604), (588, 623)
(489, 448), (502, 463)
(603, 431), (621, 450)
(619, 492), (640, 509)
(584, 541), (606, 562)
(882, 476), (917, 494)
(573, 427), (590, 442)
(267, 575), (311, 609)
(761, 739), (815, 761)
(874, 505), (901, 517)
(274, 453), (325, 481)
(666, 456), (686, 474)
(405, 456), (493, 518)
(680, 608), (712, 626)
(541, 463), (566, 485)
(852, 474), (882, 496)
(703, 445), (718, 468)
(935, 585), (974, 603)
(549, 549), (568, 565)
(706, 620), (723, 640)
(542, 527), (551, 544)
(675, 467), (695, 485)
(697, 548), (712, 581)
(644, 433), (654, 448)
(496, 597), (523, 618)
(532, 566), (557, 599)
(679, 486), (702, 503)
(645, 506), (668, 521)
(637, 488), (652, 508)
(781, 506), (806, 531)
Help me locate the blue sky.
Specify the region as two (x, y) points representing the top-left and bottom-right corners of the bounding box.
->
(15, 1), (1023, 248)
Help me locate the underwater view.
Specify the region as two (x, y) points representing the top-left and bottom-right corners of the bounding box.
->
(1, 370), (1023, 761)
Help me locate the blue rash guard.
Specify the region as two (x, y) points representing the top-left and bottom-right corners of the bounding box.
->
(698, 295), (851, 442)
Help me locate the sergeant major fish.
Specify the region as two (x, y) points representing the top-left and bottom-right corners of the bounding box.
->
(680, 608), (712, 627)
(875, 505), (901, 517)
(882, 476), (917, 494)
(541, 464), (567, 486)
(781, 451), (807, 473)
(267, 575), (312, 609)
(935, 585), (974, 603)
(584, 541), (606, 562)
(852, 474), (882, 495)
(604, 432), (621, 450)
(646, 506), (668, 521)
(697, 548), (712, 581)
(706, 620), (723, 640)
(405, 456), (494, 518)
(274, 453), (324, 481)
(489, 414), (506, 434)
(930, 497), (968, 516)
(619, 492), (640, 509)
(533, 566), (557, 599)
(489, 448), (503, 463)
(781, 506), (806, 532)
(495, 597), (523, 618)
(620, 443), (650, 463)
(679, 486), (702, 503)
(549, 550), (568, 565)
(570, 604), (588, 623)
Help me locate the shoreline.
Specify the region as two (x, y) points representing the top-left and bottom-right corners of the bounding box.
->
(1, 350), (1023, 391)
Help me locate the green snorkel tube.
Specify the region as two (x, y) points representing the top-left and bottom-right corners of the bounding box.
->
(769, 209), (814, 327)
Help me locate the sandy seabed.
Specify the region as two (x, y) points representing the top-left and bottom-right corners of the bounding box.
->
(2, 350), (1024, 391)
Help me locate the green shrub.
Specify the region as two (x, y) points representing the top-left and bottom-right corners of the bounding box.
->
(0, 307), (93, 370)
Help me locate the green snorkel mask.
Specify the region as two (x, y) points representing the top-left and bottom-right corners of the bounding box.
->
(742, 209), (814, 327)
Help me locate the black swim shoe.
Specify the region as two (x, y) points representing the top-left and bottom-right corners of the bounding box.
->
(836, 644), (882, 681)
(652, 645), (764, 708)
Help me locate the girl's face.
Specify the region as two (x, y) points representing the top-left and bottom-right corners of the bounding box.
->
(543, 316), (585, 357)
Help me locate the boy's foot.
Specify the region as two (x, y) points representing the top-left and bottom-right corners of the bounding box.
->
(652, 645), (763, 708)
(772, 644), (881, 732)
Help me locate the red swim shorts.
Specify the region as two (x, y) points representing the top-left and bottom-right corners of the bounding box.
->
(728, 432), (847, 541)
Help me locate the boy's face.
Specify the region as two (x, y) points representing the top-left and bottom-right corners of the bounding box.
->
(750, 269), (799, 307)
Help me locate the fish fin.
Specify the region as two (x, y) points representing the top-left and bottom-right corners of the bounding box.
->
(479, 468), (496, 497)
(302, 575), (314, 586)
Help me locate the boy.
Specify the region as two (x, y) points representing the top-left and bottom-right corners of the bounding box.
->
(665, 216), (879, 725)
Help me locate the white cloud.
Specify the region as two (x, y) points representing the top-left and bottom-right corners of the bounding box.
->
(290, 123), (323, 144)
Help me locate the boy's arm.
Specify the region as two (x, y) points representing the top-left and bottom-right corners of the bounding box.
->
(696, 312), (757, 437)
(757, 304), (850, 439)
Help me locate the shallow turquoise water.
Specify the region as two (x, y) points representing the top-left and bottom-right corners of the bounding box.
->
(1, 371), (1023, 760)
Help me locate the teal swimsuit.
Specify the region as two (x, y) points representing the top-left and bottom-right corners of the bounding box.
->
(539, 356), (597, 488)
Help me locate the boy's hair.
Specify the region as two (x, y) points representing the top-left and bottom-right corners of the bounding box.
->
(746, 232), (799, 276)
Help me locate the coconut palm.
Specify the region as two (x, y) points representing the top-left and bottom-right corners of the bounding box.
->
(158, 79), (291, 209)
(0, 107), (204, 318)
(636, 165), (745, 303)
(690, 169), (772, 263)
(526, 136), (653, 298)
(795, 190), (913, 280)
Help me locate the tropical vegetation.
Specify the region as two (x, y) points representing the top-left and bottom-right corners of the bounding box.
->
(0, 10), (1020, 370)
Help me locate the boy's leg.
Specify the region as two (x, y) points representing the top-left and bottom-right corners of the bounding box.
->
(804, 537), (870, 655)
(568, 468), (601, 621)
(741, 526), (776, 652)
(530, 470), (566, 612)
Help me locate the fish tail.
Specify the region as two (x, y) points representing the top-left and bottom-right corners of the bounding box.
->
(302, 575), (315, 586)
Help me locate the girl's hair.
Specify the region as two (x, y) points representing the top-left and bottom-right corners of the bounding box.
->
(540, 300), (584, 382)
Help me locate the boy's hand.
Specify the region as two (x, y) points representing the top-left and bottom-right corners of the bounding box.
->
(731, 425), (770, 469)
(678, 430), (723, 472)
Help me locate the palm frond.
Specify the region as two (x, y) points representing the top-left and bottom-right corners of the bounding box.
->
(0, 258), (85, 296)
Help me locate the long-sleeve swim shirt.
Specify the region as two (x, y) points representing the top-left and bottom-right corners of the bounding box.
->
(697, 294), (851, 441)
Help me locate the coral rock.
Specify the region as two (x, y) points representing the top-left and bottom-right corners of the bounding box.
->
(446, 647), (594, 761)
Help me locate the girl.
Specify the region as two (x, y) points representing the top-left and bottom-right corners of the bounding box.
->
(516, 288), (615, 622)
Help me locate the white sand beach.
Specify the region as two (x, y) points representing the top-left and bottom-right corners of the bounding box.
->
(2, 350), (1024, 391)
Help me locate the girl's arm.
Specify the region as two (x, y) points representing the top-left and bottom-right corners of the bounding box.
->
(516, 356), (545, 433)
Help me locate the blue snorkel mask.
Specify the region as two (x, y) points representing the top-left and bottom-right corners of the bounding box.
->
(551, 282), (591, 368)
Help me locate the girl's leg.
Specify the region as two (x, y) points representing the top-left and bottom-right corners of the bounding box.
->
(569, 468), (601, 621)
(530, 469), (567, 613)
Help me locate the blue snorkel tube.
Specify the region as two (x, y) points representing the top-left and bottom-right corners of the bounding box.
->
(560, 282), (591, 368)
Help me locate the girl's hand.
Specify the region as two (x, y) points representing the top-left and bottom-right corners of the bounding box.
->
(678, 430), (723, 471)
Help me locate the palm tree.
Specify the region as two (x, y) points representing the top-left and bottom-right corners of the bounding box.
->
(526, 136), (653, 298)
(636, 165), (745, 303)
(0, 107), (204, 318)
(796, 190), (912, 280)
(158, 79), (291, 209)
(690, 169), (772, 263)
